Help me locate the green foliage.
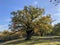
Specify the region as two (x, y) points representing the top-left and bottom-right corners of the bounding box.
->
(33, 15), (53, 36)
(53, 23), (60, 35)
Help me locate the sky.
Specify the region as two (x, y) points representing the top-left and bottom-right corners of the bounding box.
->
(0, 0), (60, 31)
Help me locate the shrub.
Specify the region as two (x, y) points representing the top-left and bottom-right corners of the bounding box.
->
(0, 31), (20, 42)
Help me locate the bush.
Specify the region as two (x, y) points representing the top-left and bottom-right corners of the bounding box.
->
(0, 30), (27, 42)
(10, 34), (20, 40)
(0, 31), (20, 42)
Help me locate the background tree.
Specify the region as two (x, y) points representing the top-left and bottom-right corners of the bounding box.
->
(10, 6), (53, 40)
(33, 15), (53, 36)
(53, 23), (60, 35)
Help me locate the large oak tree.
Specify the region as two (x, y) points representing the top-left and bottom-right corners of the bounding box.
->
(9, 6), (53, 40)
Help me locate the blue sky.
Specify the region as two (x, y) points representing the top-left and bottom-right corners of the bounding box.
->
(0, 0), (60, 31)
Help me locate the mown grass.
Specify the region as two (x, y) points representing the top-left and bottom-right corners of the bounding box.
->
(3, 36), (60, 45)
(4, 41), (60, 45)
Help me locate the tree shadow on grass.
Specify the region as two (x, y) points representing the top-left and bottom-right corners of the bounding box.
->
(4, 37), (60, 45)
(8, 39), (25, 44)
(6, 38), (50, 45)
(30, 37), (60, 45)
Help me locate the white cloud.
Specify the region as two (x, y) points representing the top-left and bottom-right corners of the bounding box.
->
(52, 5), (60, 16)
(0, 24), (8, 31)
(57, 8), (60, 11)
(52, 12), (60, 25)
(56, 5), (60, 12)
(33, 1), (39, 6)
(5, 18), (11, 22)
(54, 13), (60, 16)
(34, 1), (38, 5)
(0, 18), (11, 23)
(52, 20), (60, 25)
(52, 4), (60, 24)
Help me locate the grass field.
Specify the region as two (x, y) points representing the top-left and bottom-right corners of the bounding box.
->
(1, 36), (60, 45)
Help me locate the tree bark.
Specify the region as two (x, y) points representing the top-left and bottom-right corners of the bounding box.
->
(25, 30), (33, 40)
(40, 32), (43, 36)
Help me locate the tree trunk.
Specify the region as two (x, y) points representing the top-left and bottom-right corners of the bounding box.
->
(40, 29), (44, 36)
(40, 31), (44, 36)
(40, 32), (43, 36)
(25, 30), (33, 40)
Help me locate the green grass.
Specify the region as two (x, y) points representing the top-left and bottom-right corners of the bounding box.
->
(4, 41), (60, 45)
(2, 36), (60, 45)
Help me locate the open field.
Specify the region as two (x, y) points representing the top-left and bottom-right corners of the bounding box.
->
(1, 36), (60, 45)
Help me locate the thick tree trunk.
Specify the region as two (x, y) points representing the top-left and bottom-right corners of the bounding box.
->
(40, 32), (43, 36)
(25, 30), (33, 40)
(40, 29), (44, 36)
(40, 31), (44, 36)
